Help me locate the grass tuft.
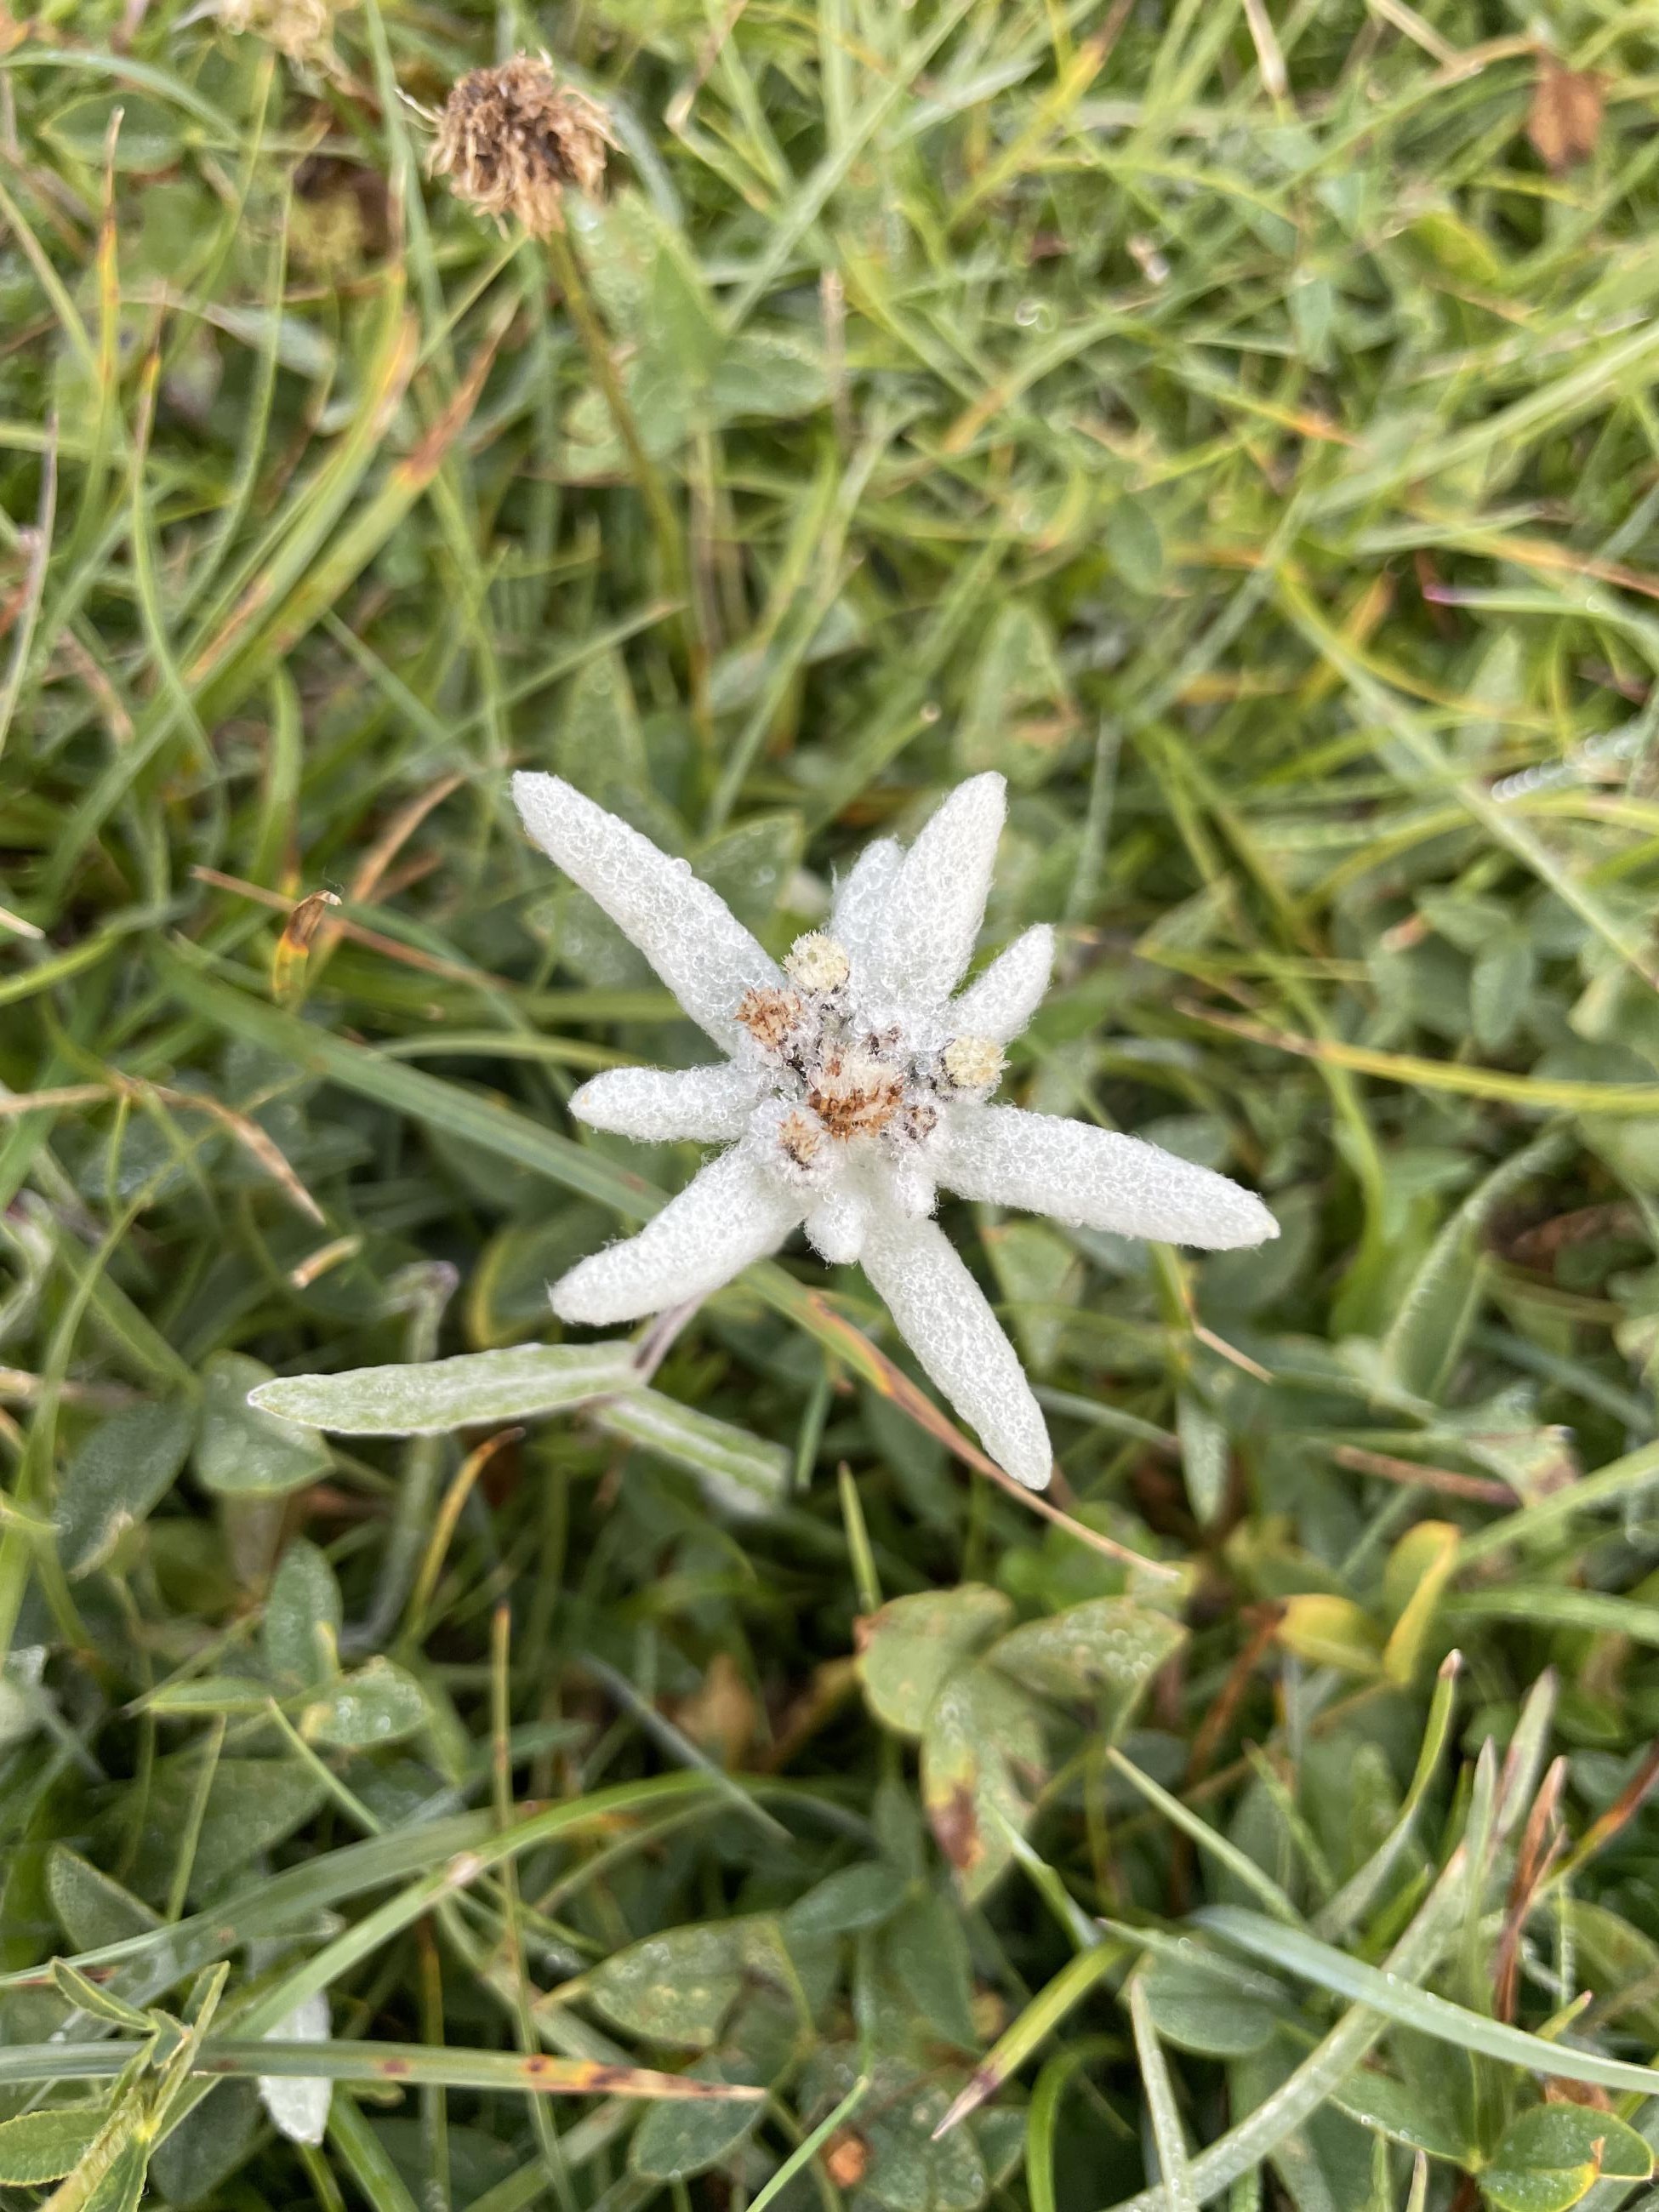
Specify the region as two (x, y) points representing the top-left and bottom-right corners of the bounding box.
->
(3, 2), (1659, 2207)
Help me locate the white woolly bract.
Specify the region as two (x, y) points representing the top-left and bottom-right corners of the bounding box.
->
(570, 1062), (761, 1143)
(259, 1993), (332, 2147)
(866, 772), (1006, 1010)
(805, 1181), (870, 1265)
(861, 1214), (1052, 1489)
(513, 773), (781, 1050)
(940, 1106), (1279, 1250)
(515, 772), (1280, 1492)
(951, 923), (1055, 1043)
(550, 1146), (803, 1325)
(829, 839), (902, 969)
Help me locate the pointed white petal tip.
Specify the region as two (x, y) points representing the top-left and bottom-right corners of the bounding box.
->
(512, 772), (780, 1050)
(259, 1992), (332, 2147)
(1226, 1191), (1280, 1250)
(805, 1183), (869, 1266)
(873, 774), (1010, 1010)
(941, 1107), (1278, 1253)
(1003, 1440), (1054, 1491)
(950, 923), (1055, 1044)
(860, 1213), (1052, 1492)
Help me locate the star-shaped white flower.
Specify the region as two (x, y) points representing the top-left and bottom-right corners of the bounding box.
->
(514, 771), (1276, 1491)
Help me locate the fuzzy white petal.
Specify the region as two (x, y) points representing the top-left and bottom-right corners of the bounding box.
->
(887, 1154), (938, 1219)
(941, 1105), (1278, 1250)
(514, 773), (782, 1049)
(830, 839), (903, 969)
(551, 1148), (804, 1325)
(860, 1212), (1052, 1489)
(805, 1182), (870, 1265)
(570, 1063), (762, 1143)
(869, 773), (1006, 1012)
(259, 1993), (332, 2147)
(950, 925), (1055, 1044)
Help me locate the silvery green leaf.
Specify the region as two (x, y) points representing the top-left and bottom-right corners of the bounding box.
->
(48, 1845), (159, 1952)
(1177, 1391), (1230, 1526)
(264, 1539), (343, 1690)
(248, 1341), (641, 1434)
(630, 2058), (765, 2181)
(592, 1388), (787, 1519)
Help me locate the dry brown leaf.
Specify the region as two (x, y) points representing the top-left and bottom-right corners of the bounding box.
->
(272, 887), (342, 1006)
(670, 1653), (758, 1769)
(824, 2129), (870, 2187)
(1528, 56), (1603, 173)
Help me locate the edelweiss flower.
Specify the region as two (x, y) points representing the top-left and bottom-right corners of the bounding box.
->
(514, 772), (1276, 1490)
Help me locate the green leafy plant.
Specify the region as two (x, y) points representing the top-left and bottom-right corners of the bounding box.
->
(5, 0), (1659, 2205)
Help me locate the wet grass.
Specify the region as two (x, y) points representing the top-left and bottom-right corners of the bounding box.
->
(4, 2), (1659, 2208)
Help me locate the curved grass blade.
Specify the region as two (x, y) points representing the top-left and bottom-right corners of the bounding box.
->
(1457, 1438), (1659, 1567)
(745, 2073), (869, 2212)
(1314, 1650), (1459, 1941)
(1126, 1973), (1199, 2212)
(0, 2044), (765, 2100)
(1104, 1749), (1302, 1924)
(1199, 1906), (1659, 2100)
(933, 1940), (1126, 2137)
(1447, 1586), (1659, 1646)
(1101, 1843), (1473, 2211)
(1026, 2039), (1120, 2212)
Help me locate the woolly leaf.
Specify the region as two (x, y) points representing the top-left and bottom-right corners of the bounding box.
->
(250, 1342), (640, 1435)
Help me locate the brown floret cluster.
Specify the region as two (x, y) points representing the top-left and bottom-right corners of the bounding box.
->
(430, 56), (615, 238)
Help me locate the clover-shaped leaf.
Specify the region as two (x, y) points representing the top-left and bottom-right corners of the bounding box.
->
(304, 1656), (428, 1749)
(587, 1916), (831, 2052)
(1481, 2103), (1653, 2212)
(856, 1588), (1013, 1736)
(630, 2058), (766, 2181)
(796, 2049), (990, 2212)
(856, 1586), (1186, 1897)
(197, 1352), (330, 1497)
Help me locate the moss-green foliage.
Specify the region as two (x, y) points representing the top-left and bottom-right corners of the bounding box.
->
(3, 0), (1659, 2205)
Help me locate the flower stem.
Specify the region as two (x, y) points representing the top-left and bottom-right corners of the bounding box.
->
(543, 216), (713, 776)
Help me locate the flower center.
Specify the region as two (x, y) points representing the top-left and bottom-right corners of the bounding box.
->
(735, 935), (1005, 1184)
(807, 1043), (906, 1140)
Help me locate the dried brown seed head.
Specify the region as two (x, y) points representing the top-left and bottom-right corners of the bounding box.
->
(736, 986), (807, 1057)
(430, 56), (616, 239)
(808, 1043), (905, 1141)
(1542, 2076), (1615, 2111)
(1528, 55), (1602, 174)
